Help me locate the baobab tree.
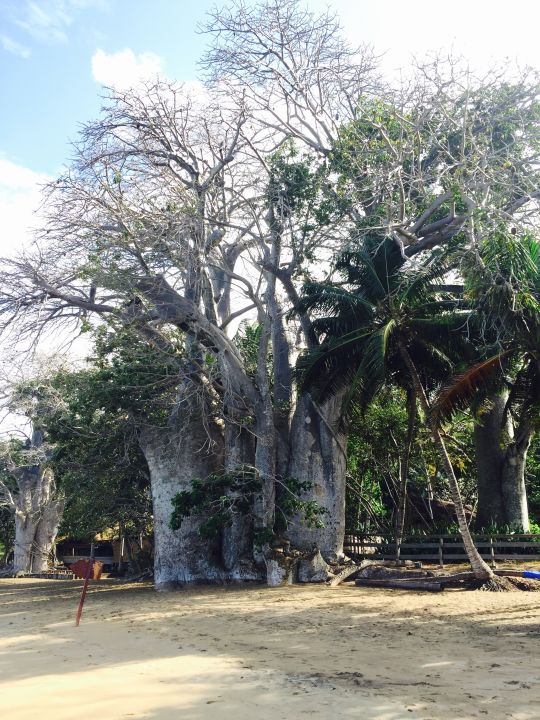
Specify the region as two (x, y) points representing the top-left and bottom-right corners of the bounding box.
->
(0, 370), (65, 576)
(1, 0), (540, 586)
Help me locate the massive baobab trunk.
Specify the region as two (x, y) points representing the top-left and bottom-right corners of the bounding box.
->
(501, 441), (530, 531)
(220, 419), (260, 576)
(286, 392), (348, 562)
(139, 402), (226, 589)
(474, 394), (531, 531)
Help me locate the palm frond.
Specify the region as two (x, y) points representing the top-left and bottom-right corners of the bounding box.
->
(341, 321), (396, 413)
(292, 283), (375, 335)
(433, 351), (513, 426)
(402, 251), (458, 304)
(336, 247), (389, 302)
(295, 327), (371, 394)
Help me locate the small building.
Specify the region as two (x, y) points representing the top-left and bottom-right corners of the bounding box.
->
(56, 533), (152, 573)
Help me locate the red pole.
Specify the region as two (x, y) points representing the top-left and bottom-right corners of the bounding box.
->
(75, 542), (95, 627)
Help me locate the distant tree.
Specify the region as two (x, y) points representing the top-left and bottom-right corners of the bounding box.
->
(46, 347), (154, 546)
(0, 433), (64, 574)
(0, 461), (16, 565)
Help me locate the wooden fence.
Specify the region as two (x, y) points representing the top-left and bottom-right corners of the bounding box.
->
(344, 533), (540, 567)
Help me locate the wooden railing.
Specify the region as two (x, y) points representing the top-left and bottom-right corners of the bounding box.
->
(344, 533), (540, 567)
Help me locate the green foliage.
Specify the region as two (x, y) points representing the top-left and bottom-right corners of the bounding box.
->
(235, 322), (265, 378)
(345, 388), (477, 534)
(170, 468), (326, 540)
(441, 231), (540, 431)
(89, 323), (185, 424)
(43, 363), (153, 539)
(296, 234), (470, 413)
(268, 142), (339, 227)
(10, 326), (181, 540)
(465, 230), (540, 331)
(0, 505), (14, 562)
(0, 437), (28, 467)
(331, 98), (406, 197)
(170, 466), (260, 539)
(526, 433), (540, 525)
(275, 477), (327, 532)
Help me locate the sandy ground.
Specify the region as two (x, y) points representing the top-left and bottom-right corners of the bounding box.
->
(1, 577), (539, 720)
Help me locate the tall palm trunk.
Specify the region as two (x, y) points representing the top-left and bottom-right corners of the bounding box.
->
(399, 342), (494, 581)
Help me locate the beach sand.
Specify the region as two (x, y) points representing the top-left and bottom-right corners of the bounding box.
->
(1, 577), (539, 719)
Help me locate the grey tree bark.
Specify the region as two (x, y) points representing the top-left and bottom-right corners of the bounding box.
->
(474, 393), (531, 531)
(220, 419), (258, 574)
(501, 429), (531, 532)
(139, 400), (226, 590)
(286, 391), (348, 562)
(11, 466), (64, 574)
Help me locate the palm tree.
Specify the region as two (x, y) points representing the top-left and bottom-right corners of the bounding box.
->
(434, 232), (540, 531)
(296, 235), (496, 581)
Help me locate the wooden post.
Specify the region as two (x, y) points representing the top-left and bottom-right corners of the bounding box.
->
(438, 537), (444, 568)
(489, 537), (496, 568)
(75, 542), (95, 627)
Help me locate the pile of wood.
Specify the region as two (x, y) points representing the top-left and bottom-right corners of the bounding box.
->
(0, 564), (76, 579)
(354, 564), (442, 591)
(329, 562), (540, 591)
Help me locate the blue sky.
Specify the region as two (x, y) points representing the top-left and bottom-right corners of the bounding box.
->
(1, 0), (540, 254)
(0, 0), (221, 174)
(3, 0), (540, 175)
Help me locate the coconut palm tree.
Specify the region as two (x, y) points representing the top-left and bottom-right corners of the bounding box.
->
(296, 235), (496, 581)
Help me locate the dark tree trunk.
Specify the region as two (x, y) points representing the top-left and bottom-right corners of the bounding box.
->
(474, 393), (531, 531)
(474, 395), (507, 528)
(501, 431), (531, 532)
(220, 419), (260, 576)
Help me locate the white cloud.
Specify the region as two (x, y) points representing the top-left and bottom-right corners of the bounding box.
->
(1, 34), (31, 58)
(15, 1), (73, 44)
(91, 48), (164, 90)
(11, 0), (109, 45)
(0, 159), (50, 257)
